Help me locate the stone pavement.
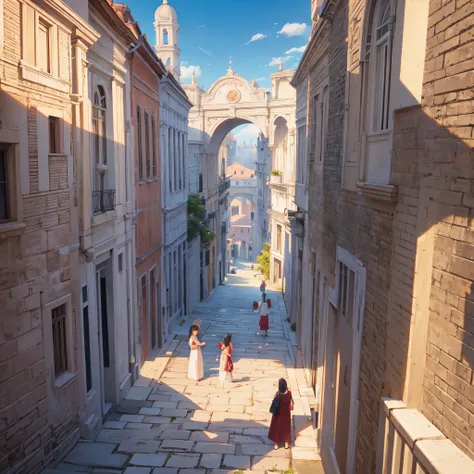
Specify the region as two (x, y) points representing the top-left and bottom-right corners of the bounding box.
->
(43, 262), (323, 474)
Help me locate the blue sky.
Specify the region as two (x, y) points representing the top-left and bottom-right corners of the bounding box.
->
(128, 0), (311, 91)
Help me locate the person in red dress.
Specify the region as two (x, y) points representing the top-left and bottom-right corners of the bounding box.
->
(258, 293), (269, 336)
(268, 378), (294, 449)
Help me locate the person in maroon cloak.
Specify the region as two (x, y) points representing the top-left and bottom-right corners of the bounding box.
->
(268, 378), (293, 449)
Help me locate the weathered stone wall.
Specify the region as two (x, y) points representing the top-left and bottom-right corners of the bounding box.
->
(0, 1), (82, 472)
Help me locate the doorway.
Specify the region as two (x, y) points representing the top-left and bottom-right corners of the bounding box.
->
(320, 247), (366, 474)
(96, 260), (115, 416)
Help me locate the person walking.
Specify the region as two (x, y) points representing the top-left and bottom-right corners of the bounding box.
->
(188, 324), (206, 385)
(259, 293), (269, 336)
(218, 335), (233, 388)
(268, 378), (294, 449)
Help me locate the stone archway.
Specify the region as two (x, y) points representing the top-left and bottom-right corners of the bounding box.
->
(182, 66), (296, 294)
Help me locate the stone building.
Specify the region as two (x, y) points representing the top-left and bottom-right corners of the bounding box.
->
(0, 0), (97, 471)
(292, 0), (474, 472)
(155, 0), (192, 335)
(115, 5), (166, 361)
(268, 67), (297, 299)
(256, 132), (271, 258)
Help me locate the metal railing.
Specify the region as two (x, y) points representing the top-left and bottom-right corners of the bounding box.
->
(376, 398), (474, 474)
(92, 189), (116, 215)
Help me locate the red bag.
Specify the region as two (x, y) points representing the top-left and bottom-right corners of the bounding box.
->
(217, 342), (223, 349)
(225, 357), (234, 373)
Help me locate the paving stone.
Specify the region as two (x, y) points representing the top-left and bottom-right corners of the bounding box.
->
(190, 431), (229, 443)
(151, 470), (178, 474)
(160, 429), (191, 440)
(231, 435), (264, 444)
(124, 468), (151, 474)
(126, 422), (153, 430)
(143, 416), (172, 424)
(152, 401), (178, 409)
(193, 442), (235, 455)
(165, 454), (200, 468)
(291, 447), (321, 460)
(120, 414), (145, 423)
(104, 421), (127, 430)
(242, 428), (269, 437)
(64, 442), (127, 469)
(252, 456), (290, 470)
(117, 439), (161, 453)
(139, 407), (162, 416)
(179, 470), (207, 474)
(130, 454), (168, 467)
(127, 387), (152, 400)
(182, 421), (208, 431)
(160, 439), (194, 451)
(148, 394), (172, 401)
(159, 408), (188, 418)
(222, 455), (251, 469)
(96, 429), (162, 443)
(199, 454), (222, 469)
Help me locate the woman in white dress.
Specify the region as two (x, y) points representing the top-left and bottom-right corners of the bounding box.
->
(188, 324), (205, 384)
(219, 336), (233, 388)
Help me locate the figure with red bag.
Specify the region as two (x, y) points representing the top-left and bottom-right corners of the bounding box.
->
(218, 335), (233, 388)
(258, 293), (270, 336)
(268, 378), (294, 449)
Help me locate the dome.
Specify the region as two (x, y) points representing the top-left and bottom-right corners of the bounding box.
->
(155, 0), (177, 22)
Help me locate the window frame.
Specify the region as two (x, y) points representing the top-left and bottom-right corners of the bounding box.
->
(92, 87), (107, 167)
(44, 294), (76, 388)
(137, 105), (143, 180)
(144, 109), (150, 178)
(48, 116), (61, 154)
(151, 113), (157, 177)
(37, 18), (51, 74)
(0, 146), (22, 227)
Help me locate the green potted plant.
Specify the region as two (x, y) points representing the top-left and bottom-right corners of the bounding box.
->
(270, 169), (282, 183)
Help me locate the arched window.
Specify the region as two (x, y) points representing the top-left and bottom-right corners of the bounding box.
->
(92, 86), (107, 168)
(368, 0), (392, 132)
(163, 29), (169, 45)
(166, 57), (171, 67)
(144, 110), (150, 177)
(151, 113), (157, 177)
(137, 105), (143, 180)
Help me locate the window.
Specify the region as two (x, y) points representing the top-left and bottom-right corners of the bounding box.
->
(163, 29), (169, 45)
(232, 206), (239, 216)
(199, 173), (203, 193)
(241, 171), (244, 175)
(93, 87), (107, 169)
(166, 57), (171, 67)
(367, 0), (392, 132)
(297, 125), (307, 185)
(137, 106), (143, 180)
(144, 110), (150, 178)
(151, 113), (157, 177)
(309, 95), (319, 162)
(240, 228), (244, 233)
(320, 86), (329, 161)
(168, 128), (172, 192)
(82, 286), (92, 392)
(251, 212), (254, 220)
(276, 224), (282, 253)
(52, 304), (68, 376)
(236, 181), (239, 186)
(37, 20), (51, 73)
(0, 152), (8, 222)
(49, 117), (60, 154)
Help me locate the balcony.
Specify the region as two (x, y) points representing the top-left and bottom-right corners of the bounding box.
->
(92, 189), (116, 215)
(376, 398), (474, 473)
(219, 177), (231, 196)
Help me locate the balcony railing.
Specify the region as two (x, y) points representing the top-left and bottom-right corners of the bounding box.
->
(92, 189), (116, 215)
(219, 179), (231, 195)
(376, 398), (474, 474)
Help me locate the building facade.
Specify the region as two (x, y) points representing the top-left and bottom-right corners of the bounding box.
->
(268, 68), (297, 300)
(117, 6), (166, 363)
(155, 0), (192, 336)
(292, 0), (474, 472)
(0, 0), (97, 471)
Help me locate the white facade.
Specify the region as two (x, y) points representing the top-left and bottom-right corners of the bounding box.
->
(256, 132), (271, 257)
(76, 1), (136, 438)
(154, 0), (180, 82)
(159, 73), (192, 337)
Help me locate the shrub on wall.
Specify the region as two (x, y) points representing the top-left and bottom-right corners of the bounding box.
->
(187, 195), (216, 250)
(257, 242), (271, 280)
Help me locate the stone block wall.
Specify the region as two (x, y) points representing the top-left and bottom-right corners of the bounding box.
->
(0, 1), (82, 472)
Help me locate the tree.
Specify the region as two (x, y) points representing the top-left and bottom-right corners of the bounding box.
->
(257, 243), (271, 280)
(187, 195), (216, 250)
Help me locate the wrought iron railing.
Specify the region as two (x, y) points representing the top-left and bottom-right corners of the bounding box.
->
(92, 189), (116, 215)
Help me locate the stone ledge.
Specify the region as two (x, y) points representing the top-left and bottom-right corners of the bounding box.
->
(356, 181), (398, 203)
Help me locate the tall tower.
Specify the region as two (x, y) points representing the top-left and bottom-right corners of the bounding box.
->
(154, 0), (181, 81)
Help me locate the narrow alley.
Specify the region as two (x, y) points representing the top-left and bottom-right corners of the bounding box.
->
(44, 263), (323, 474)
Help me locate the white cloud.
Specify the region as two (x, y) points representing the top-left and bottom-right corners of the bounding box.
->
(232, 124), (261, 143)
(198, 47), (213, 58)
(268, 56), (292, 67)
(278, 23), (307, 37)
(285, 45), (307, 54)
(247, 33), (267, 43)
(256, 77), (266, 81)
(180, 65), (202, 80)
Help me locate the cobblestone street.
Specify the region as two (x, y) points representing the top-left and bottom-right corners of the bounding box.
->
(44, 263), (322, 474)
